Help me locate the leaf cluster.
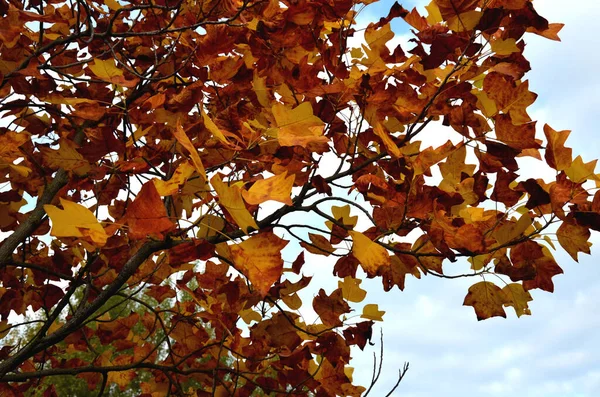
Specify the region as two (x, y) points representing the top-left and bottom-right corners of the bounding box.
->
(0, 0), (595, 395)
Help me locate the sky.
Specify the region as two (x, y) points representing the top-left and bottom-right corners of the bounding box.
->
(325, 1), (600, 396)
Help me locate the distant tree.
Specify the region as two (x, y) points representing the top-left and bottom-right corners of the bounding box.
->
(0, 0), (595, 395)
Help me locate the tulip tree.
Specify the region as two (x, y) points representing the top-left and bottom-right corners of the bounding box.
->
(0, 0), (596, 395)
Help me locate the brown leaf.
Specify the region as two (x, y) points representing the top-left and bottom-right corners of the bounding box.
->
(463, 281), (508, 321)
(544, 124), (572, 171)
(556, 221), (591, 262)
(313, 288), (351, 328)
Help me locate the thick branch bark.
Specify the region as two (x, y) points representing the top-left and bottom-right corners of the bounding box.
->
(0, 169), (69, 266)
(0, 240), (169, 378)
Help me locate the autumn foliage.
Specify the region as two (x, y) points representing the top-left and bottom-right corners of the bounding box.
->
(0, 0), (596, 395)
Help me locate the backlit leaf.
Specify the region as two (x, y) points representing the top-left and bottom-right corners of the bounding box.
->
(557, 222), (591, 262)
(490, 38), (520, 55)
(123, 182), (174, 239)
(242, 171), (295, 205)
(44, 199), (107, 246)
(88, 59), (137, 87)
(349, 231), (391, 275)
(544, 124), (572, 171)
(173, 120), (207, 181)
(272, 102), (328, 147)
(211, 174), (258, 234)
(565, 155), (598, 183)
(338, 277), (367, 303)
(502, 283), (532, 317)
(361, 304), (385, 321)
(230, 232), (288, 296)
(152, 161), (195, 196)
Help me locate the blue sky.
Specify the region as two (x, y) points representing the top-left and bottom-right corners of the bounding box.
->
(313, 1), (600, 395)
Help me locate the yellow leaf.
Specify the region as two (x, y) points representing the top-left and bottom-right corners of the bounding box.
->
(365, 23), (394, 53)
(296, 321), (329, 340)
(107, 370), (136, 391)
(544, 124), (572, 171)
(349, 231), (390, 275)
(413, 140), (455, 175)
(196, 214), (226, 239)
(41, 95), (96, 106)
(241, 171), (295, 205)
(239, 308), (262, 324)
(447, 10), (481, 32)
(361, 303), (385, 321)
(425, 0), (443, 24)
(490, 38), (520, 55)
(282, 292), (302, 310)
(364, 105), (401, 157)
(230, 232), (289, 296)
(338, 276), (367, 303)
(565, 155), (599, 183)
(372, 120), (401, 158)
(502, 283), (532, 318)
(246, 17), (259, 31)
(463, 281), (508, 320)
(468, 254), (490, 271)
(252, 72), (271, 108)
(9, 164), (31, 177)
(459, 207), (492, 224)
(325, 205), (358, 230)
(44, 198), (108, 246)
(439, 145), (475, 190)
(344, 366), (355, 382)
(473, 90), (498, 118)
(104, 0), (121, 11)
(350, 47), (363, 58)
(126, 126), (152, 147)
(300, 233), (335, 256)
(152, 161), (195, 196)
(173, 120), (207, 181)
(211, 174), (258, 234)
(88, 59), (137, 87)
(272, 102), (328, 147)
(201, 108), (229, 145)
(0, 131), (29, 162)
(493, 213), (532, 246)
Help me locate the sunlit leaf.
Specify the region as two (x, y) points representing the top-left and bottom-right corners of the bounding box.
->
(44, 199), (107, 246)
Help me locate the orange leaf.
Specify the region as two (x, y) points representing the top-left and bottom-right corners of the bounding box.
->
(230, 232), (289, 296)
(272, 102), (328, 148)
(44, 199), (107, 246)
(152, 161), (195, 196)
(300, 233), (335, 256)
(172, 120), (207, 181)
(242, 171), (295, 205)
(433, 0), (478, 20)
(123, 182), (174, 239)
(88, 59), (138, 87)
(211, 174), (258, 234)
